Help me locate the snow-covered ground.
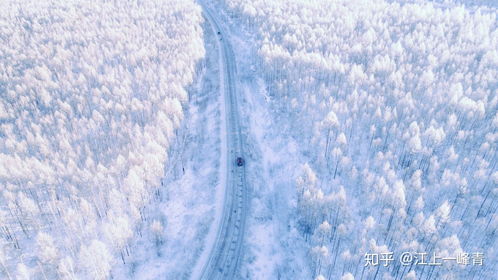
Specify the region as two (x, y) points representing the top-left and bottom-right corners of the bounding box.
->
(205, 5), (311, 278)
(214, 0), (497, 279)
(113, 18), (224, 279)
(1, 0), (496, 279)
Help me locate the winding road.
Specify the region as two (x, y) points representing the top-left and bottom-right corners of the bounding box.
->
(197, 2), (248, 280)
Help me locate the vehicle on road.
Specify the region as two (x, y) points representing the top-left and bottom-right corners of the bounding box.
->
(195, 4), (248, 279)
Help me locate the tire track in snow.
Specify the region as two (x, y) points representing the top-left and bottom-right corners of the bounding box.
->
(191, 2), (248, 280)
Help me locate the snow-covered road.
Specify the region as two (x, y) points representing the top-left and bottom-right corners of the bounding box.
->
(193, 2), (249, 280)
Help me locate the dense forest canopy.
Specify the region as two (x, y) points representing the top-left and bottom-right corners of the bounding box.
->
(0, 0), (204, 279)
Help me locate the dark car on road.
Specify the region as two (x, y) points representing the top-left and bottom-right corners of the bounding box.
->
(236, 157), (244, 166)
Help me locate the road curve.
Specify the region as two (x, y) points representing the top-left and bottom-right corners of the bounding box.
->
(197, 2), (248, 280)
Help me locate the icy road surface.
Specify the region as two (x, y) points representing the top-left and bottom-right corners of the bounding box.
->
(193, 2), (249, 280)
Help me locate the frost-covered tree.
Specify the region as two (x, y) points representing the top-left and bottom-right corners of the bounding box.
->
(78, 240), (113, 280)
(36, 232), (59, 265)
(341, 272), (355, 280)
(217, 0), (498, 278)
(15, 263), (30, 280)
(0, 0), (205, 278)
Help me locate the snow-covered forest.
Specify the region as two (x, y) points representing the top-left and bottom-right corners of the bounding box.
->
(1, 0), (496, 279)
(0, 0), (204, 279)
(216, 0), (497, 279)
